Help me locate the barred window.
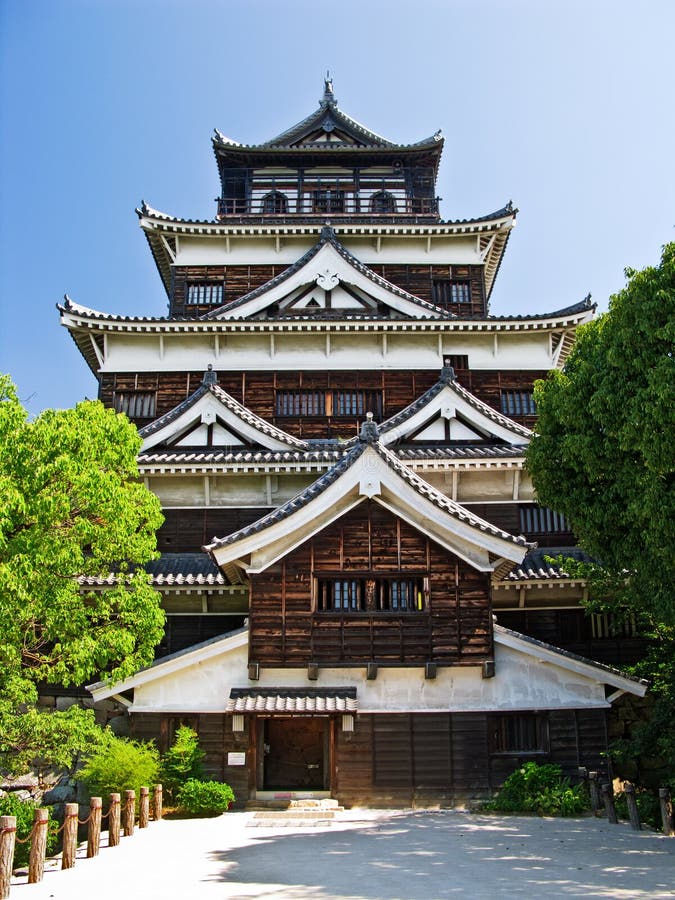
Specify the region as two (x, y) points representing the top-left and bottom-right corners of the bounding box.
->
(591, 612), (639, 639)
(276, 390), (326, 416)
(316, 576), (428, 613)
(186, 283), (224, 305)
(432, 279), (472, 306)
(489, 714), (548, 755)
(519, 506), (570, 534)
(313, 189), (345, 213)
(443, 354), (469, 370)
(500, 390), (537, 416)
(113, 392), (156, 418)
(332, 390), (382, 418)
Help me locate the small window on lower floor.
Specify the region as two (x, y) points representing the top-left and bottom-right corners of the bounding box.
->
(186, 283), (224, 305)
(489, 713), (549, 755)
(113, 391), (156, 418)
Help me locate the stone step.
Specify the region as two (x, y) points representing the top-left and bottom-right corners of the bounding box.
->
(253, 810), (337, 819)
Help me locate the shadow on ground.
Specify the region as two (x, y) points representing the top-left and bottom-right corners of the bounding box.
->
(205, 811), (675, 900)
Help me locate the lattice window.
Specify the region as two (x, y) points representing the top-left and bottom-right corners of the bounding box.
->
(332, 390), (383, 418)
(489, 714), (549, 755)
(186, 284), (224, 305)
(443, 354), (469, 370)
(518, 506), (569, 534)
(316, 576), (428, 613)
(313, 189), (345, 213)
(500, 390), (537, 416)
(113, 392), (156, 418)
(275, 390), (326, 416)
(432, 279), (472, 306)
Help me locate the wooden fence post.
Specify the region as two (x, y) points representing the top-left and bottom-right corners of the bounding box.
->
(87, 797), (102, 858)
(153, 784), (163, 821)
(123, 790), (135, 836)
(28, 808), (49, 884)
(61, 802), (79, 869)
(139, 787), (149, 829)
(0, 816), (17, 900)
(624, 783), (641, 830)
(601, 783), (618, 824)
(659, 788), (673, 836)
(108, 793), (121, 847)
(588, 771), (601, 815)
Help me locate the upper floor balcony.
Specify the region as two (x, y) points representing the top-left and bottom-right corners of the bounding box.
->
(216, 190), (441, 222)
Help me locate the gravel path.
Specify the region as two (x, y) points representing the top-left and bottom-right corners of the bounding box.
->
(11, 809), (675, 899)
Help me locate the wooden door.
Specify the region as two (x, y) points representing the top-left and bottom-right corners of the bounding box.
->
(263, 717), (328, 789)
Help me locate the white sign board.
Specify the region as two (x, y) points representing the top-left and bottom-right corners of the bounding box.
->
(227, 752), (246, 766)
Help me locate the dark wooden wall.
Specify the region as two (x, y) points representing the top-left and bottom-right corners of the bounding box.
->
(168, 263), (486, 318)
(248, 502), (492, 667)
(100, 368), (544, 433)
(158, 508), (273, 553)
(335, 710), (607, 807)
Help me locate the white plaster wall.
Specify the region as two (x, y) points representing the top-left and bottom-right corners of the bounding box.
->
(130, 641), (608, 714)
(100, 329), (554, 374)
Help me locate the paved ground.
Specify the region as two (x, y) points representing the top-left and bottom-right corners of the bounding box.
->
(11, 809), (675, 900)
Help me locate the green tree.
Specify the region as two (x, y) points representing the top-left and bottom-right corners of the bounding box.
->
(526, 242), (675, 625)
(0, 376), (165, 772)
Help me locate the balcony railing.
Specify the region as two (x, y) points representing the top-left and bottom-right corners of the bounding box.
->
(216, 195), (440, 219)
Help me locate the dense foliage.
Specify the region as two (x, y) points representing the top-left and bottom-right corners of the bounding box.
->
(78, 732), (160, 800)
(527, 243), (675, 625)
(0, 793), (58, 868)
(485, 762), (588, 817)
(159, 726), (205, 802)
(176, 779), (235, 816)
(0, 375), (165, 772)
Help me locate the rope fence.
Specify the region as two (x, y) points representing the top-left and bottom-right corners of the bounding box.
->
(0, 784), (163, 899)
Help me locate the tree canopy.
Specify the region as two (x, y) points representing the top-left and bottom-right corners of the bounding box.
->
(526, 243), (675, 625)
(0, 376), (165, 771)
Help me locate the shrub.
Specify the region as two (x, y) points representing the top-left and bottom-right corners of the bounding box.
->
(0, 794), (57, 869)
(176, 779), (234, 816)
(78, 731), (159, 801)
(485, 762), (589, 817)
(159, 726), (205, 802)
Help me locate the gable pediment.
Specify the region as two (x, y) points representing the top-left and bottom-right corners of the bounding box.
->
(378, 370), (532, 448)
(139, 379), (307, 453)
(205, 229), (448, 321)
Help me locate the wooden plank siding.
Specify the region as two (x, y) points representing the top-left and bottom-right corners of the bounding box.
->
(248, 502), (492, 667)
(157, 508), (273, 553)
(368, 263), (487, 317)
(99, 369), (545, 433)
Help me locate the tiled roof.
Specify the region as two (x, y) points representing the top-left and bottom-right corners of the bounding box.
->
(138, 374), (307, 450)
(138, 448), (343, 466)
(78, 553), (230, 587)
(204, 433), (531, 553)
(374, 367), (532, 443)
(201, 225), (452, 320)
(494, 625), (648, 689)
(504, 547), (594, 581)
(227, 687), (358, 713)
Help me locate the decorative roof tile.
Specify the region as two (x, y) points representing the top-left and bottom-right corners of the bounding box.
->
(227, 687), (358, 714)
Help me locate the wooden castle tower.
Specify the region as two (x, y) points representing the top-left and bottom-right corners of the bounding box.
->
(61, 78), (645, 805)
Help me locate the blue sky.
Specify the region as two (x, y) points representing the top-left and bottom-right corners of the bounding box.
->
(1, 0), (673, 414)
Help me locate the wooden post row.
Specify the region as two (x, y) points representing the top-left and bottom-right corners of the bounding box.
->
(61, 803), (78, 870)
(588, 771), (601, 815)
(109, 793), (121, 847)
(139, 787), (149, 829)
(0, 816), (17, 900)
(659, 788), (674, 837)
(601, 783), (618, 825)
(153, 784), (163, 821)
(623, 783), (641, 831)
(87, 797), (102, 858)
(28, 808), (49, 884)
(123, 790), (135, 837)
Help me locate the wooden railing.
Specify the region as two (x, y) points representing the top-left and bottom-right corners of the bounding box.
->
(217, 196), (440, 218)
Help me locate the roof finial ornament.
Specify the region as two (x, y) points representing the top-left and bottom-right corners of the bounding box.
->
(359, 411), (379, 444)
(440, 360), (457, 383)
(202, 364), (218, 385)
(321, 71), (337, 108)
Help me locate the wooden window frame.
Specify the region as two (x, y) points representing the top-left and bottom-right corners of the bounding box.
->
(500, 390), (537, 417)
(432, 279), (472, 306)
(186, 283), (224, 306)
(113, 391), (156, 418)
(518, 505), (569, 534)
(314, 574), (429, 614)
(489, 713), (549, 756)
